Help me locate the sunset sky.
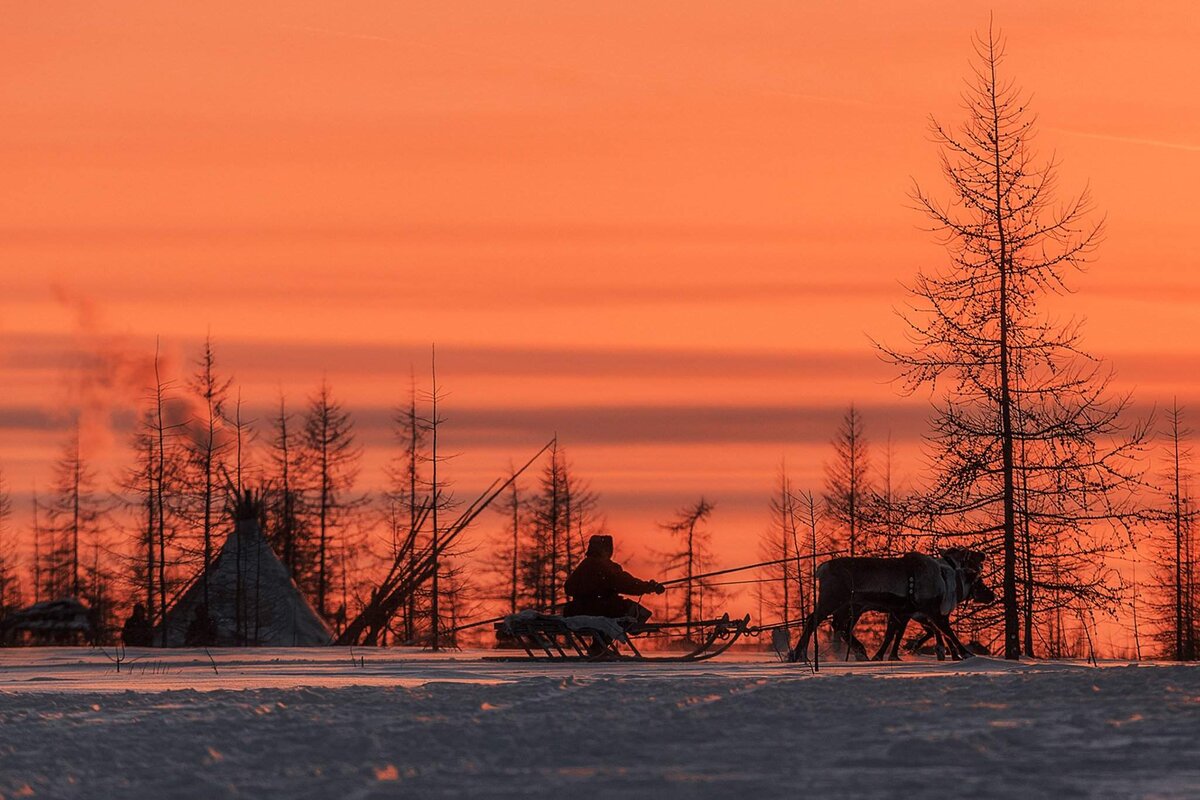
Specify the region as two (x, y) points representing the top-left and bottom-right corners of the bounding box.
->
(2, 2), (1197, 581)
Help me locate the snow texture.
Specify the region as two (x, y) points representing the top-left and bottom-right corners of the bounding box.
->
(1, 648), (1199, 799)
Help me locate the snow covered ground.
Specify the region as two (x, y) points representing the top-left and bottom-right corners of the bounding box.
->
(2, 648), (1199, 799)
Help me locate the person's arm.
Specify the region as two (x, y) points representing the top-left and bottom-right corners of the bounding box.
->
(609, 562), (660, 595)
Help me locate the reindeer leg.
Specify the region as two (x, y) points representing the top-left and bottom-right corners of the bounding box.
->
(872, 616), (894, 661)
(905, 626), (934, 655)
(912, 614), (947, 660)
(835, 605), (869, 661)
(931, 614), (973, 660)
(790, 588), (843, 663)
(874, 611), (904, 661)
(830, 606), (851, 661)
(888, 614), (911, 661)
(787, 617), (807, 663)
(943, 617), (973, 660)
(788, 612), (817, 663)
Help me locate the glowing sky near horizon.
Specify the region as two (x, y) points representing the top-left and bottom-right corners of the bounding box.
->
(1, 2), (1198, 584)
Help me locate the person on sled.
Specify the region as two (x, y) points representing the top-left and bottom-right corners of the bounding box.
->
(563, 534), (665, 624)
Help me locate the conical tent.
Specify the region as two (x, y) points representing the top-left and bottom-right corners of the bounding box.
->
(162, 493), (333, 646)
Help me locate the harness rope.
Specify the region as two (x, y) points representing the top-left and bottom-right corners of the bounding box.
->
(444, 551), (842, 637)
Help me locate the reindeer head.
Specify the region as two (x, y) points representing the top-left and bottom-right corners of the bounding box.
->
(940, 547), (995, 605)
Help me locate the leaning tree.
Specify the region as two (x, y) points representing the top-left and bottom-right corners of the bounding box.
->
(878, 25), (1148, 659)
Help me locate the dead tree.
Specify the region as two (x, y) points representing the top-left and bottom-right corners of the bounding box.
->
(422, 350), (458, 652)
(876, 25), (1147, 659)
(823, 404), (874, 557)
(867, 433), (911, 556)
(758, 465), (805, 625)
(43, 425), (104, 601)
(301, 380), (363, 620)
(383, 373), (429, 643)
(115, 411), (159, 622)
(1156, 400), (1197, 660)
(519, 441), (597, 613)
(184, 336), (233, 610)
(506, 474), (520, 614)
(436, 557), (481, 649)
(267, 394), (312, 586)
(487, 465), (523, 615)
(149, 341), (187, 646)
(0, 469), (20, 618)
(31, 490), (42, 604)
(228, 391), (259, 644)
(660, 497), (717, 640)
(547, 441), (562, 610)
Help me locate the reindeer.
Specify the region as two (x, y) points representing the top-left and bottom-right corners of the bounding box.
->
(869, 548), (995, 661)
(787, 548), (994, 663)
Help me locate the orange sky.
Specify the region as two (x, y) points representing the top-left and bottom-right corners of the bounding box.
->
(1, 2), (1197, 593)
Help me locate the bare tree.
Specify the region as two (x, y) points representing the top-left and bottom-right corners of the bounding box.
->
(114, 411), (160, 625)
(335, 517), (376, 640)
(505, 474), (521, 614)
(229, 390), (259, 644)
(82, 521), (120, 644)
(488, 465), (523, 615)
(792, 488), (829, 656)
(823, 405), (874, 557)
(301, 380), (364, 620)
(758, 464), (805, 626)
(546, 441), (562, 610)
(0, 468), (21, 618)
(1153, 400), (1197, 660)
(149, 342), (187, 645)
(383, 372), (429, 644)
(231, 391), (252, 494)
(867, 432), (910, 556)
(40, 423), (118, 642)
(436, 556), (482, 649)
(184, 336), (233, 609)
(660, 497), (717, 640)
(877, 25), (1147, 659)
(31, 489), (42, 605)
(1129, 551), (1145, 661)
(424, 350), (450, 650)
(520, 443), (599, 613)
(266, 394), (311, 585)
(42, 425), (105, 601)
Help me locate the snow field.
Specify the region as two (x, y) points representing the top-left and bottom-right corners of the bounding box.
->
(1, 650), (1198, 799)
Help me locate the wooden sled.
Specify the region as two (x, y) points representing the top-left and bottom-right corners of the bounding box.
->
(488, 611), (752, 663)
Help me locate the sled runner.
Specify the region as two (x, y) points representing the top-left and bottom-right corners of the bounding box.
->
(490, 610), (752, 662)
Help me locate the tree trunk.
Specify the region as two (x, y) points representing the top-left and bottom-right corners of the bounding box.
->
(988, 49), (1020, 660)
(430, 349), (440, 651)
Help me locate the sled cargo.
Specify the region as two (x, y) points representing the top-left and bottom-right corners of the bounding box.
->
(490, 610), (752, 662)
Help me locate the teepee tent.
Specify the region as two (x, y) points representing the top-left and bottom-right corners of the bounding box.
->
(161, 491), (332, 646)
